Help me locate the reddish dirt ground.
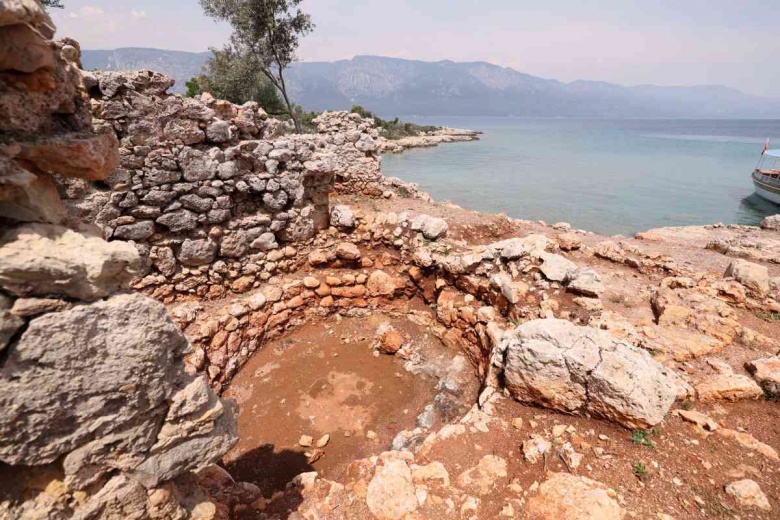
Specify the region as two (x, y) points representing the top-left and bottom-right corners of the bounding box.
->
(222, 314), (476, 497)
(418, 396), (780, 520)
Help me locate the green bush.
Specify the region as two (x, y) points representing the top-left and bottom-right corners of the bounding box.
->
(350, 105), (440, 140)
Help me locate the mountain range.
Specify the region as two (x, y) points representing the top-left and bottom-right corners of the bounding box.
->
(81, 48), (780, 119)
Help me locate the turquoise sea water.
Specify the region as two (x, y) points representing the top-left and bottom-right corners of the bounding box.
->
(382, 118), (780, 236)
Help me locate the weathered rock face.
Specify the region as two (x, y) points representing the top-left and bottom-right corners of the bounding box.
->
(500, 319), (677, 428)
(0, 223), (139, 301)
(0, 6), (238, 518)
(0, 294), (236, 487)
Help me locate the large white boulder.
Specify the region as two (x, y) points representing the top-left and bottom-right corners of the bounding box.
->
(500, 319), (676, 428)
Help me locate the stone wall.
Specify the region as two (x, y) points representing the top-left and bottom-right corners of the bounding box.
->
(0, 2), (240, 518)
(60, 73), (395, 302)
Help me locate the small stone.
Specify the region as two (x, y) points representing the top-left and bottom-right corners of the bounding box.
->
(725, 479), (771, 511)
(299, 435), (313, 447)
(303, 277), (320, 289)
(330, 205), (355, 229)
(676, 409), (719, 431)
(375, 324), (404, 355)
(411, 214), (448, 240)
(335, 242), (361, 261)
(523, 436), (551, 464)
(316, 434), (330, 448)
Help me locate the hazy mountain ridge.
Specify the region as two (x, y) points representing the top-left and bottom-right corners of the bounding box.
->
(81, 48), (780, 118)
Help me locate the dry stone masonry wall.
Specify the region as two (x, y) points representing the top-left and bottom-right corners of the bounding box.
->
(0, 3), (241, 518)
(60, 72), (408, 303)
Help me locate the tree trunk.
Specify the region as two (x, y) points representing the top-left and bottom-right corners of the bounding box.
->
(276, 66), (301, 133)
(279, 86), (301, 134)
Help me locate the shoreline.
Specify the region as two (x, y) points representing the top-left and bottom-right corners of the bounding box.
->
(379, 126), (481, 153)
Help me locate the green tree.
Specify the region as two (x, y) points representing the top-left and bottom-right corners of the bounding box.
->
(184, 77), (202, 98)
(41, 0), (64, 9)
(200, 0), (314, 133)
(187, 45), (287, 115)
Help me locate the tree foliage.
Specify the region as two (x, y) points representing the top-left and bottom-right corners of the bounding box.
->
(41, 0), (64, 10)
(185, 46), (286, 115)
(350, 105), (440, 140)
(199, 0), (314, 133)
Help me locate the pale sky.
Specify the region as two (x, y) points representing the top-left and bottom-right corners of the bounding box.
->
(51, 0), (780, 97)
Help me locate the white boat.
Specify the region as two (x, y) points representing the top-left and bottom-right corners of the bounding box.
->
(753, 143), (780, 205)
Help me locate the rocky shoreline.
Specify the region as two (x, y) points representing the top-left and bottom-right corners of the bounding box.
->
(1, 3), (779, 519)
(379, 127), (481, 153)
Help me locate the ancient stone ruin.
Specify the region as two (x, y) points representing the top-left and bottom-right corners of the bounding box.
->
(2, 1), (780, 519)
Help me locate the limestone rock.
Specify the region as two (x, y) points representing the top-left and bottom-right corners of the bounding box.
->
(308, 248), (336, 266)
(335, 242), (361, 261)
(366, 457), (418, 519)
(0, 294), (185, 465)
(676, 409), (718, 431)
(724, 259), (770, 297)
(411, 214), (448, 240)
(745, 356), (780, 396)
(0, 0), (48, 27)
(250, 232), (278, 251)
(376, 323), (404, 354)
(523, 436), (551, 464)
(367, 270), (402, 297)
(565, 267), (604, 297)
(17, 132), (119, 181)
(760, 214), (780, 230)
(501, 319), (676, 428)
(128, 378), (237, 488)
(156, 209), (198, 233)
(716, 428), (779, 460)
(695, 373), (763, 402)
(491, 273), (528, 304)
(524, 473), (623, 520)
(113, 221), (155, 241)
(537, 252), (577, 282)
(556, 232), (582, 251)
(456, 455), (508, 495)
(179, 239), (218, 267)
(0, 297), (23, 352)
(488, 234), (552, 260)
(0, 23), (53, 73)
(330, 204), (355, 229)
(0, 224), (139, 301)
(724, 479), (771, 511)
(0, 158), (67, 224)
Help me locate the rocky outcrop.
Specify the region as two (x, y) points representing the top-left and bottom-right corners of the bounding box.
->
(499, 319), (677, 428)
(0, 4), (237, 518)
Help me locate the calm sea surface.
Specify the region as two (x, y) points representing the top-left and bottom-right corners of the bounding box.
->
(382, 118), (780, 235)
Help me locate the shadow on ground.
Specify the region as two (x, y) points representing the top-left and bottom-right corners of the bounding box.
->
(226, 444), (313, 519)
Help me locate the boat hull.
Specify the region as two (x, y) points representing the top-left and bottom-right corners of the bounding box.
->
(753, 178), (780, 205)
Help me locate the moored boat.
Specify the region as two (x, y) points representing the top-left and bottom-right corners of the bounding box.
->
(753, 141), (780, 204)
